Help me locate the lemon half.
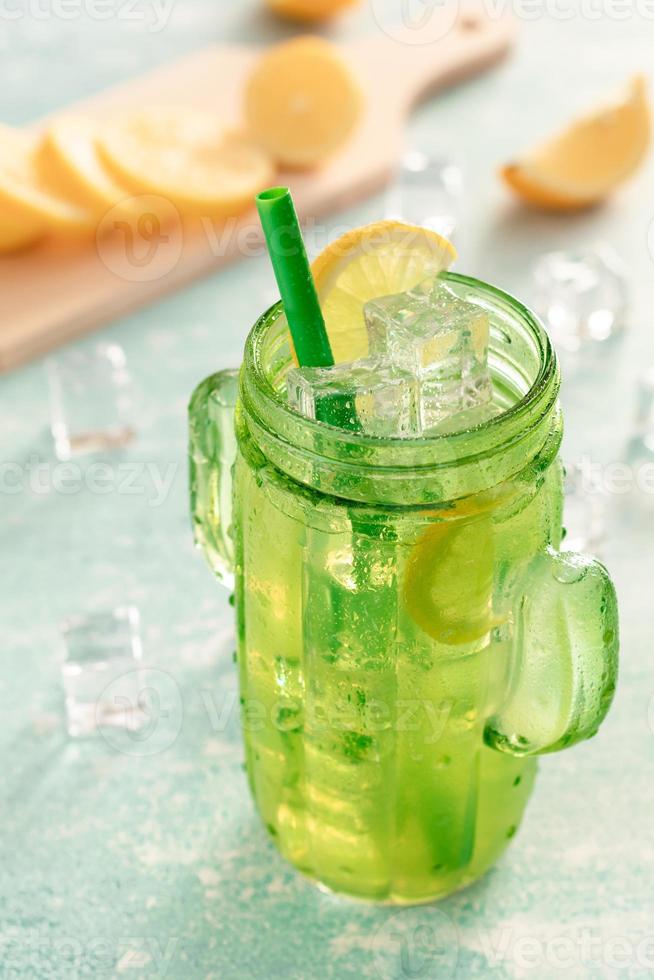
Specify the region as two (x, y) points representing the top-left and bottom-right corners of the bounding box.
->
(245, 36), (363, 170)
(266, 0), (359, 21)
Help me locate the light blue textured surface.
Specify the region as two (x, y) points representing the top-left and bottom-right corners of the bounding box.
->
(2, 3), (654, 978)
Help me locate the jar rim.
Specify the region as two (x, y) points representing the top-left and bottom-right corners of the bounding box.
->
(240, 273), (561, 503)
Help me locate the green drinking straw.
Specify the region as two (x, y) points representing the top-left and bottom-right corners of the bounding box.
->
(256, 187), (335, 369)
(256, 186), (356, 430)
(256, 187), (374, 574)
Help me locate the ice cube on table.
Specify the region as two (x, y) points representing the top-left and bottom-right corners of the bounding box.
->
(630, 367), (654, 455)
(48, 343), (136, 460)
(60, 606), (146, 737)
(532, 244), (628, 351)
(386, 150), (464, 242)
(286, 356), (416, 438)
(563, 461), (606, 556)
(364, 279), (493, 434)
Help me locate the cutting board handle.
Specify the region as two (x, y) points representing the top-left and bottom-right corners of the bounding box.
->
(358, 8), (515, 114)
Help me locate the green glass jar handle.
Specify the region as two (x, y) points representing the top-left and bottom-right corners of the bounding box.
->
(188, 369), (239, 588)
(485, 547), (619, 756)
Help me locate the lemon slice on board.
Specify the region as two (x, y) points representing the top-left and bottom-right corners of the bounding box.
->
(501, 75), (650, 211)
(0, 199), (43, 252)
(245, 36), (363, 170)
(97, 109), (276, 219)
(41, 116), (134, 219)
(266, 0), (359, 21)
(0, 124), (93, 239)
(311, 220), (457, 362)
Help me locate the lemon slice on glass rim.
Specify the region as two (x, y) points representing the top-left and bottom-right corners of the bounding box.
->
(311, 220), (457, 363)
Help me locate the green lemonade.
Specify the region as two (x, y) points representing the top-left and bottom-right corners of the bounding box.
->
(189, 274), (618, 904)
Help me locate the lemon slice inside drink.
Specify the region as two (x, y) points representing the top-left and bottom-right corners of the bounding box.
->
(404, 514), (496, 647)
(312, 220), (457, 362)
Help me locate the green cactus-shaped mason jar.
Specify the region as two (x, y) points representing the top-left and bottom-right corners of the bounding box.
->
(189, 274), (618, 904)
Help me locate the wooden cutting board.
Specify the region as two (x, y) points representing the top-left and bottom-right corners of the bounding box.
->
(0, 8), (514, 371)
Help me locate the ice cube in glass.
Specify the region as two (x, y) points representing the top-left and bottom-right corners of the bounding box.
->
(286, 356), (416, 438)
(364, 279), (493, 433)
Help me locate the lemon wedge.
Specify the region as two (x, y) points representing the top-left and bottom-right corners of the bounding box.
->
(311, 220), (457, 362)
(97, 109), (275, 219)
(0, 123), (93, 238)
(266, 0), (359, 22)
(41, 115), (134, 219)
(502, 75), (650, 211)
(245, 36), (363, 170)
